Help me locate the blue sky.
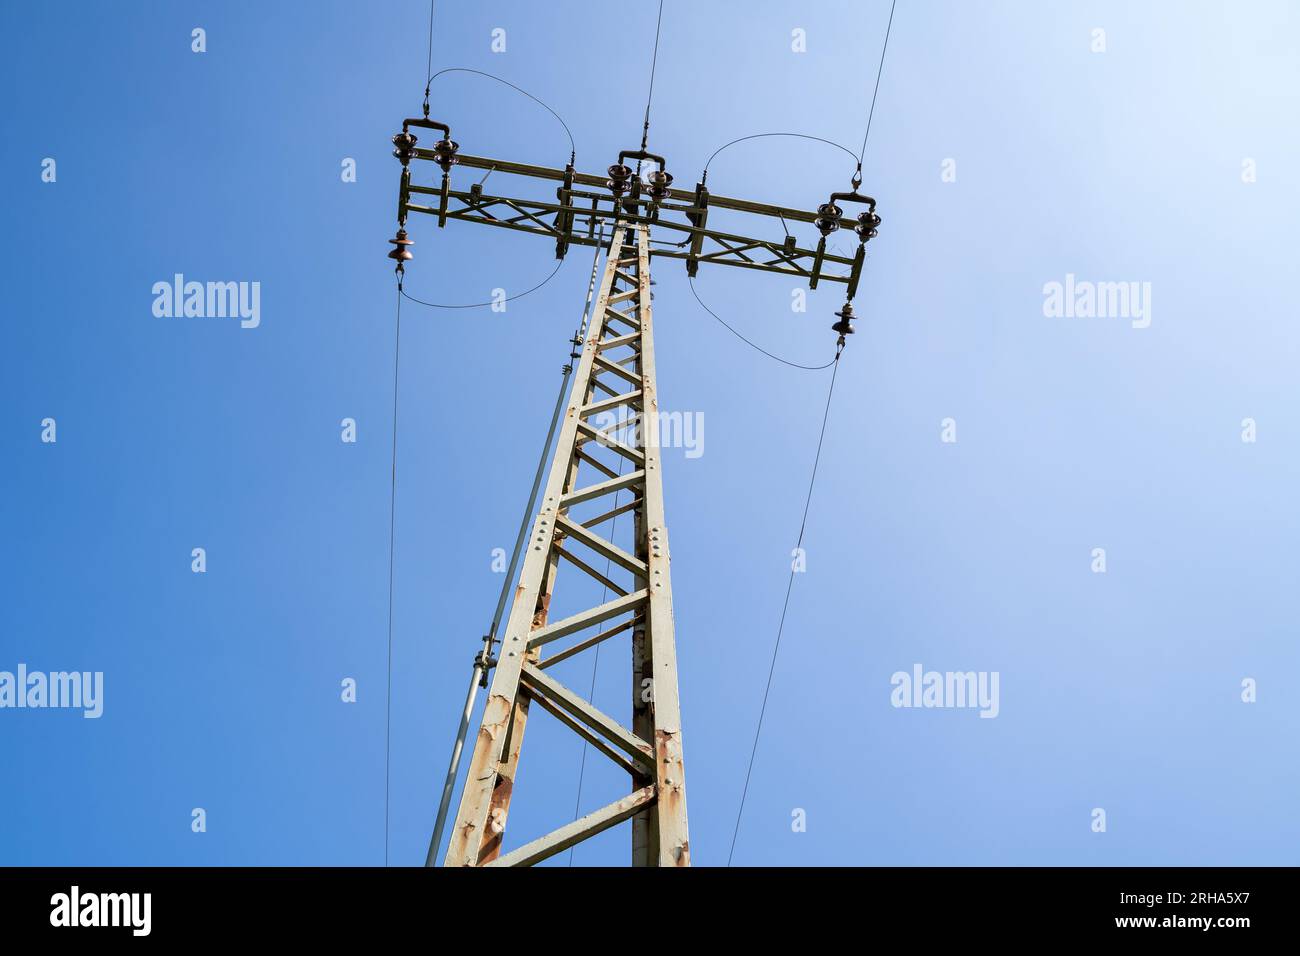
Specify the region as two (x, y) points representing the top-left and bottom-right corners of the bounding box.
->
(2, 0), (1298, 866)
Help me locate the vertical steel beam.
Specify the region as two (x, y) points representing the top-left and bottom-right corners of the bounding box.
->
(631, 223), (690, 866)
(627, 228), (655, 868)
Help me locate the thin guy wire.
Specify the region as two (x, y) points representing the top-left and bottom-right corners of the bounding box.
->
(424, 1), (434, 91)
(727, 352), (842, 865)
(640, 0), (665, 150)
(384, 284), (403, 866)
(857, 0), (897, 167)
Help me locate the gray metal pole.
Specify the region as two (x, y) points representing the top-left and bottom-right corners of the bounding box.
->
(424, 233), (605, 867)
(424, 657), (484, 866)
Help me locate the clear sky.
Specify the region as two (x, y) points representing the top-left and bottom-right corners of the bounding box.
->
(3, 0), (1298, 866)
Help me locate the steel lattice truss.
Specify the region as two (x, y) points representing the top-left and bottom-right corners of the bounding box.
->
(444, 224), (689, 867)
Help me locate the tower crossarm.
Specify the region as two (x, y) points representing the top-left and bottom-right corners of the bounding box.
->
(399, 149), (872, 296)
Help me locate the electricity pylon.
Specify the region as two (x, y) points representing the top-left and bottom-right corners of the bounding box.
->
(389, 113), (880, 867)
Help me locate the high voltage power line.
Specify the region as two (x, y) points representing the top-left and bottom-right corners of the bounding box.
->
(727, 0), (898, 867)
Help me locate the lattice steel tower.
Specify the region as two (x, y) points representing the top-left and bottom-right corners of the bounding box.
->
(389, 112), (879, 867)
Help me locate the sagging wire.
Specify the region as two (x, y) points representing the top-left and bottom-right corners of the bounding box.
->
(688, 277), (837, 371)
(398, 257), (566, 311)
(702, 132), (859, 185)
(423, 67), (576, 167)
(398, 61), (577, 308)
